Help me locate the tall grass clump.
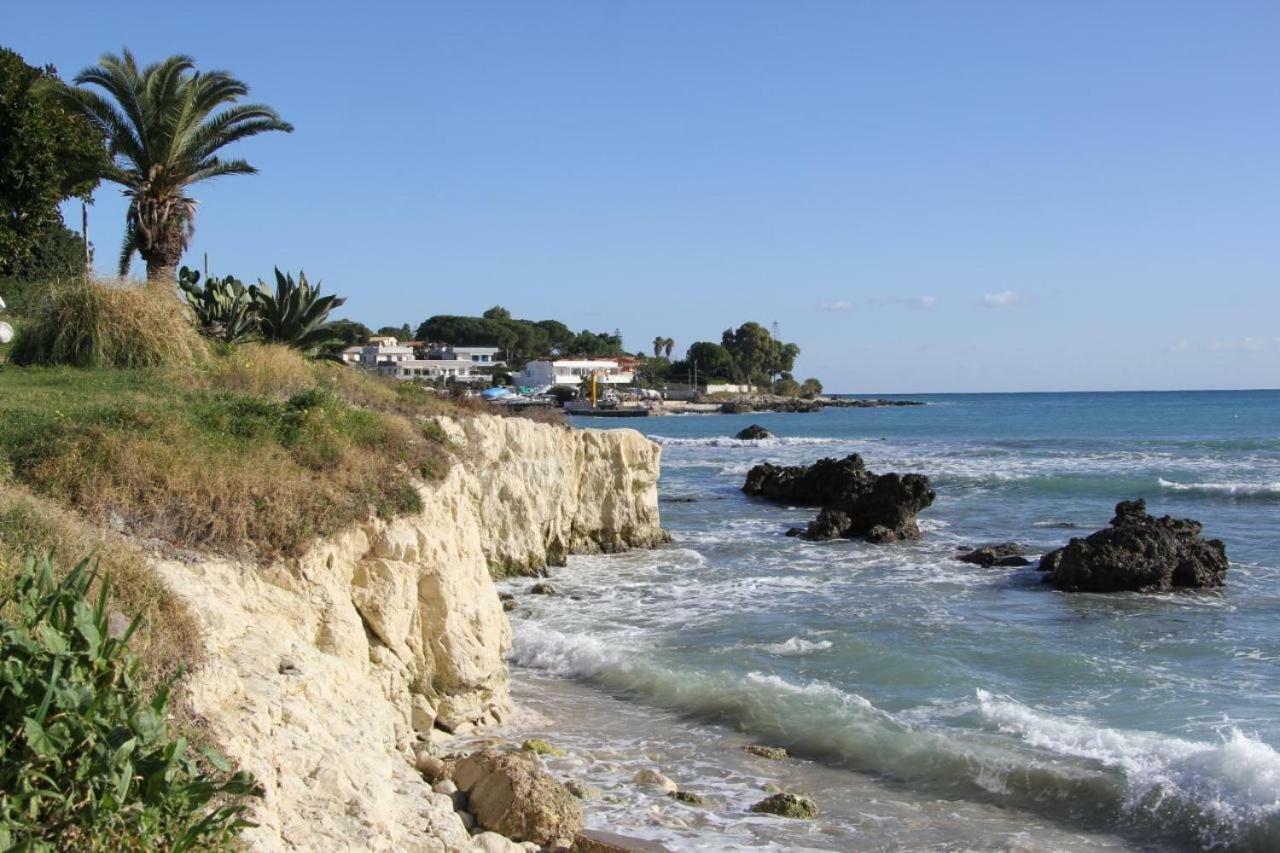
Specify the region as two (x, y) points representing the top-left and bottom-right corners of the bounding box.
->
(0, 553), (260, 850)
(10, 280), (203, 369)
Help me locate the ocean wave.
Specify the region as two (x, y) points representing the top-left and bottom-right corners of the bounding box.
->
(510, 623), (1280, 848)
(978, 689), (1280, 848)
(647, 435), (852, 448)
(1158, 478), (1280, 500)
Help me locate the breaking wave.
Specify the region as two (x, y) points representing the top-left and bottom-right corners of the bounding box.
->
(1158, 478), (1280, 500)
(510, 623), (1280, 849)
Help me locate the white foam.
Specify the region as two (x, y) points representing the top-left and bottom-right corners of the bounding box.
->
(977, 690), (1280, 837)
(756, 637), (834, 656)
(648, 435), (852, 448)
(509, 623), (623, 678)
(1158, 478), (1280, 498)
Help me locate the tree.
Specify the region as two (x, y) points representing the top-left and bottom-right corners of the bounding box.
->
(328, 319), (372, 345)
(652, 336), (664, 358)
(664, 337), (674, 358)
(377, 324), (412, 340)
(679, 341), (736, 381)
(0, 48), (105, 281)
(773, 376), (801, 397)
(720, 322), (801, 388)
(800, 377), (824, 398)
(51, 49), (292, 282)
(482, 305), (511, 320)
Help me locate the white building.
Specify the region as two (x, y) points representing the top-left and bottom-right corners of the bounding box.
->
(426, 344), (504, 366)
(512, 359), (635, 387)
(341, 337), (415, 368)
(376, 358), (480, 383)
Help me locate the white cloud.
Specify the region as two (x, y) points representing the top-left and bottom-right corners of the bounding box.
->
(819, 300), (855, 312)
(980, 290), (1027, 308)
(1206, 336), (1277, 352)
(914, 295), (937, 309)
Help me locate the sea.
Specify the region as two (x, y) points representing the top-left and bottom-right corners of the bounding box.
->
(498, 391), (1280, 851)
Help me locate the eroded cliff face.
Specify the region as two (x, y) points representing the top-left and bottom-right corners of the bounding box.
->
(148, 416), (664, 851)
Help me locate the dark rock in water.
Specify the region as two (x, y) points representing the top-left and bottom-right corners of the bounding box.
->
(530, 582), (557, 595)
(661, 495), (699, 503)
(743, 454), (934, 543)
(736, 424), (773, 440)
(956, 543), (1031, 567)
(1040, 499), (1228, 592)
(744, 745), (789, 760)
(667, 790), (706, 806)
(784, 527), (806, 538)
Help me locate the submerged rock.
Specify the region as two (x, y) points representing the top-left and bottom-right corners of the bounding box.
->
(955, 543), (1031, 567)
(564, 780), (602, 801)
(529, 582), (556, 595)
(735, 424), (773, 440)
(749, 792), (818, 819)
(743, 453), (934, 543)
(744, 745), (788, 760)
(521, 738), (565, 757)
(632, 768), (678, 794)
(452, 748), (583, 846)
(1040, 500), (1228, 592)
(668, 790), (706, 806)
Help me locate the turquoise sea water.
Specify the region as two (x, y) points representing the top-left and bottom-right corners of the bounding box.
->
(506, 392), (1280, 851)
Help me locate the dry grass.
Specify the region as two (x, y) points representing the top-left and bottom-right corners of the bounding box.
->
(0, 361), (456, 559)
(10, 279), (205, 369)
(0, 483), (200, 685)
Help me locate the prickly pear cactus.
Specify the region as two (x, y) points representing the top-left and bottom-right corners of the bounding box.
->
(0, 295), (13, 345)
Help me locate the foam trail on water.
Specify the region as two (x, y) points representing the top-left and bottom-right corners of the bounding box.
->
(1158, 478), (1280, 500)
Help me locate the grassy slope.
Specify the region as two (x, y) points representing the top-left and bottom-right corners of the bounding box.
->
(0, 345), (468, 681)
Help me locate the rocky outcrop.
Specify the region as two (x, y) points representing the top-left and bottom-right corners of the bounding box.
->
(147, 415), (664, 851)
(437, 416), (668, 576)
(452, 749), (584, 847)
(750, 793), (819, 819)
(735, 424), (773, 440)
(1039, 499), (1228, 592)
(743, 454), (935, 543)
(955, 543), (1031, 567)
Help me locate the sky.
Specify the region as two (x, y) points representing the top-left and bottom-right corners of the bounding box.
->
(8, 1), (1280, 392)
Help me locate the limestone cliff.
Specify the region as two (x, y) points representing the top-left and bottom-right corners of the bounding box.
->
(148, 416), (664, 851)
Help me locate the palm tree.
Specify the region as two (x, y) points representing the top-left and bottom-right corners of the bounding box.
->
(664, 337), (675, 358)
(52, 50), (292, 283)
(653, 336), (664, 358)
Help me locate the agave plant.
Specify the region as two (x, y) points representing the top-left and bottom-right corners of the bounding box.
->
(250, 268), (346, 359)
(177, 266), (258, 344)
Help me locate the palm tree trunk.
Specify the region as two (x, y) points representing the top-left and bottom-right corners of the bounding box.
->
(143, 244), (183, 286)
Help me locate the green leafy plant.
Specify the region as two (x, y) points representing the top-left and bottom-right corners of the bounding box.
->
(177, 266), (258, 344)
(251, 269), (347, 360)
(0, 553), (260, 850)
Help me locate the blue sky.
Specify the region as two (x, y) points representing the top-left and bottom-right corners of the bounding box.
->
(9, 1), (1279, 392)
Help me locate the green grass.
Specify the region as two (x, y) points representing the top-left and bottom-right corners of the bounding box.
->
(0, 352), (458, 558)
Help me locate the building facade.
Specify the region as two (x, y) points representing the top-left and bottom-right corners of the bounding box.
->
(512, 359), (635, 387)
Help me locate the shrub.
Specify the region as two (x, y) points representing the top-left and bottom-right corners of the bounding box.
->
(0, 484), (200, 686)
(10, 280), (204, 369)
(0, 553), (260, 850)
(177, 267), (257, 345)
